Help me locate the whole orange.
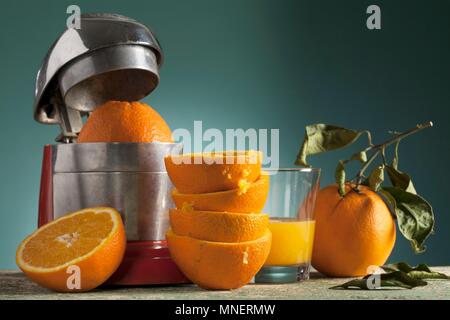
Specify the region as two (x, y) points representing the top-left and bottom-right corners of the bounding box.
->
(77, 101), (173, 143)
(312, 184), (396, 277)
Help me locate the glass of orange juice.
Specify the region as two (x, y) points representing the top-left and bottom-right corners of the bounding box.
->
(255, 168), (320, 283)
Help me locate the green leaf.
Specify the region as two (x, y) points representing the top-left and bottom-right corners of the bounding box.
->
(351, 151), (367, 163)
(378, 187), (397, 219)
(367, 165), (385, 191)
(392, 140), (400, 169)
(335, 161), (346, 197)
(295, 124), (364, 166)
(382, 262), (449, 280)
(381, 187), (435, 253)
(386, 165), (417, 194)
(330, 271), (428, 290)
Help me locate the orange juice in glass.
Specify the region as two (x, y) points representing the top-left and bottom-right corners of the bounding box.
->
(255, 168), (320, 283)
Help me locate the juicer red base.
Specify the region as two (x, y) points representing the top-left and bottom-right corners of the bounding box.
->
(38, 145), (189, 285)
(106, 241), (189, 285)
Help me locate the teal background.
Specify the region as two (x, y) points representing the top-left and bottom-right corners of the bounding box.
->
(0, 0), (449, 269)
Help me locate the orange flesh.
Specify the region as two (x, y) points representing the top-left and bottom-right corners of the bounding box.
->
(21, 211), (113, 268)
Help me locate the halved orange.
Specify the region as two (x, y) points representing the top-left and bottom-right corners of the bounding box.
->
(16, 207), (126, 292)
(172, 173), (269, 213)
(166, 228), (271, 290)
(169, 209), (269, 242)
(164, 150), (262, 194)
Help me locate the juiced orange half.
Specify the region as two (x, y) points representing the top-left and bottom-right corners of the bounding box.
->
(166, 228), (271, 290)
(172, 173), (269, 213)
(164, 150), (262, 194)
(170, 208), (269, 243)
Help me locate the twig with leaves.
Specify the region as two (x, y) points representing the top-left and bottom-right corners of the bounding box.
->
(295, 122), (435, 253)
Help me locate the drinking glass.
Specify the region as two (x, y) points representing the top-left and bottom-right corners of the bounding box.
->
(255, 168), (320, 283)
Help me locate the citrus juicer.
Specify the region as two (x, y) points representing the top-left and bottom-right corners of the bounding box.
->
(33, 13), (188, 285)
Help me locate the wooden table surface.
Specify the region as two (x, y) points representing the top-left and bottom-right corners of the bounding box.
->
(1, 267), (449, 300)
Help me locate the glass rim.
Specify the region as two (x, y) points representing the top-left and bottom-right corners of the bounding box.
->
(264, 167), (321, 173)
